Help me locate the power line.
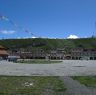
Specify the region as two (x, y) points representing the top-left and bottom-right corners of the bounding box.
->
(0, 14), (39, 38)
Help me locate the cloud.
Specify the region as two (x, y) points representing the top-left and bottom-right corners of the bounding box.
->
(16, 36), (37, 39)
(67, 35), (79, 39)
(31, 36), (37, 38)
(25, 36), (37, 39)
(0, 30), (16, 34)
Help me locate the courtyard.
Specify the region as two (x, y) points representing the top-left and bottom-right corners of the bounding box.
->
(0, 60), (96, 76)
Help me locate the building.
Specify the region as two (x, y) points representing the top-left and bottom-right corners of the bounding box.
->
(9, 49), (46, 59)
(70, 47), (83, 60)
(7, 46), (96, 60)
(70, 48), (96, 60)
(47, 49), (65, 59)
(0, 45), (8, 59)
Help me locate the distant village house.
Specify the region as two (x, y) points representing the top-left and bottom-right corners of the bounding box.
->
(0, 45), (8, 60)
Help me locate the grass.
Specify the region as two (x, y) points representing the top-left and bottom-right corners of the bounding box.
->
(0, 76), (66, 95)
(16, 59), (63, 64)
(72, 76), (96, 88)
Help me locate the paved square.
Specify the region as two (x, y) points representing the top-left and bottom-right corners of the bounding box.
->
(0, 60), (96, 76)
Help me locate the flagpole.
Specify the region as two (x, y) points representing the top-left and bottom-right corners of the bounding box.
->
(94, 22), (96, 37)
(95, 22), (96, 37)
(92, 22), (96, 38)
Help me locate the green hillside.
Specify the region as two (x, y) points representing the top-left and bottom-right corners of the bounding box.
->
(0, 38), (96, 50)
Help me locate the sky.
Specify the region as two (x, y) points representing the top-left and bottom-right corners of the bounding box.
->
(0, 0), (96, 39)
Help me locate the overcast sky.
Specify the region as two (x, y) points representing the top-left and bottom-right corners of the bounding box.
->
(0, 0), (96, 39)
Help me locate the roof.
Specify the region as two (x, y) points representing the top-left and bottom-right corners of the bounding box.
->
(0, 45), (5, 49)
(0, 50), (8, 55)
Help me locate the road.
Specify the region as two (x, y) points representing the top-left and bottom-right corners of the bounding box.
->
(60, 77), (96, 95)
(0, 60), (96, 76)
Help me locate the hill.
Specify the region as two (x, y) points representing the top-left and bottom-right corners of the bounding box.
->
(0, 38), (96, 50)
